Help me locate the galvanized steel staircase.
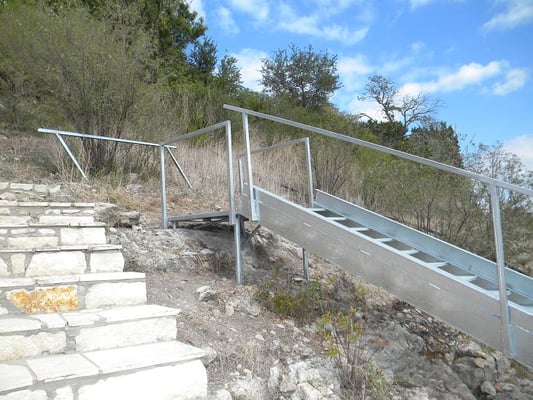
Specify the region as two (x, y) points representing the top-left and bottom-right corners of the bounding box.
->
(240, 186), (533, 368)
(0, 183), (207, 399)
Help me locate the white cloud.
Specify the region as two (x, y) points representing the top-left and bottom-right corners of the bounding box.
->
(408, 0), (435, 8)
(330, 54), (372, 112)
(399, 61), (509, 96)
(337, 55), (373, 91)
(492, 68), (529, 95)
(275, 3), (369, 45)
(232, 48), (267, 91)
(313, 0), (369, 19)
(351, 98), (384, 121)
(188, 0), (205, 19)
(410, 41), (425, 54)
(338, 55), (373, 76)
(229, 0), (269, 21)
(504, 134), (533, 171)
(483, 0), (533, 31)
(322, 24), (369, 45)
(217, 7), (239, 34)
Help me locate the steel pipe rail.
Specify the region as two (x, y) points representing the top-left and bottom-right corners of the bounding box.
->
(223, 104), (532, 197)
(159, 121), (236, 229)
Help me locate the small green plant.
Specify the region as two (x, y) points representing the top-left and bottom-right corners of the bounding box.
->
(317, 307), (388, 399)
(256, 272), (388, 398)
(255, 279), (325, 324)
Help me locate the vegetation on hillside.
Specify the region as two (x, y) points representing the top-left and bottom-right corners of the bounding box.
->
(0, 0), (531, 271)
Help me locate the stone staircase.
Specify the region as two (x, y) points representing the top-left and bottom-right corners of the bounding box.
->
(0, 183), (207, 399)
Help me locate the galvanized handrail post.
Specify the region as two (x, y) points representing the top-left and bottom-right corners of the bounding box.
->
(304, 137), (314, 207)
(54, 133), (88, 181)
(489, 184), (514, 357)
(242, 112), (257, 221)
(160, 145), (168, 229)
(234, 214), (243, 284)
(225, 120), (236, 226)
(238, 158), (245, 195)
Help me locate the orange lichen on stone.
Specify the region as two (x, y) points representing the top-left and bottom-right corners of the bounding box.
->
(6, 285), (78, 313)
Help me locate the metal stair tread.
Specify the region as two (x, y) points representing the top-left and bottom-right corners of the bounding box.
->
(438, 263), (477, 277)
(399, 249), (420, 255)
(0, 341), (205, 393)
(424, 261), (449, 268)
(0, 304), (179, 335)
(374, 237), (394, 243)
(326, 216), (347, 221)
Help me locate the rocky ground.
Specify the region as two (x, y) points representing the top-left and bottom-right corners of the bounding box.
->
(108, 217), (533, 400)
(1, 131), (532, 399)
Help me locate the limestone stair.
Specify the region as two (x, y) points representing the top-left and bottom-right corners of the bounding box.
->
(0, 186), (207, 400)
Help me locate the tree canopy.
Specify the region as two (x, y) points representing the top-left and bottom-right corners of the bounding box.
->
(260, 44), (342, 110)
(359, 75), (443, 131)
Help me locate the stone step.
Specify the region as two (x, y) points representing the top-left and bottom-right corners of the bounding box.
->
(0, 341), (207, 399)
(0, 272), (146, 315)
(0, 304), (180, 362)
(0, 201), (96, 229)
(0, 182), (63, 202)
(0, 222), (107, 250)
(0, 245), (124, 278)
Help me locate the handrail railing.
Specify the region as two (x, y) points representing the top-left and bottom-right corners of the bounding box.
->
(38, 128), (191, 187)
(223, 103), (532, 359)
(223, 105), (532, 196)
(159, 121), (235, 228)
(237, 137), (314, 207)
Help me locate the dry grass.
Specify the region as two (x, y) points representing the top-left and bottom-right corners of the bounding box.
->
(0, 130), (58, 182)
(0, 129), (310, 226)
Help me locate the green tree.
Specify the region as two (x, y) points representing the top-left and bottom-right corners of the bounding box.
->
(43, 0), (207, 81)
(407, 122), (463, 167)
(363, 120), (406, 148)
(260, 44), (342, 110)
(216, 54), (242, 97)
(359, 75), (442, 147)
(0, 2), (156, 172)
(464, 143), (533, 270)
(188, 37), (217, 83)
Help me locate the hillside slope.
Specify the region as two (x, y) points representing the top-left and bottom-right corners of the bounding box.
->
(1, 130), (532, 400)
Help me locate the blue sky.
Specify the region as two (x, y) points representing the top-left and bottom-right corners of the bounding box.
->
(189, 0), (533, 169)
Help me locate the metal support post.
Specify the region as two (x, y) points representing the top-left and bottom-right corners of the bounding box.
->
(165, 147), (192, 189)
(225, 121), (236, 225)
(489, 184), (514, 357)
(54, 133), (88, 181)
(234, 214), (243, 284)
(302, 248), (310, 280)
(160, 145), (168, 229)
(304, 137), (314, 207)
(242, 112), (257, 220)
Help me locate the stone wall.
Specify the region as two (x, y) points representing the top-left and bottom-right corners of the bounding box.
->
(0, 182), (62, 202)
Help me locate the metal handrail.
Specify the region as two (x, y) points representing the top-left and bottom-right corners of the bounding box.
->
(223, 105), (532, 197)
(159, 121), (236, 228)
(236, 137), (314, 207)
(223, 103), (532, 359)
(38, 128), (191, 186)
